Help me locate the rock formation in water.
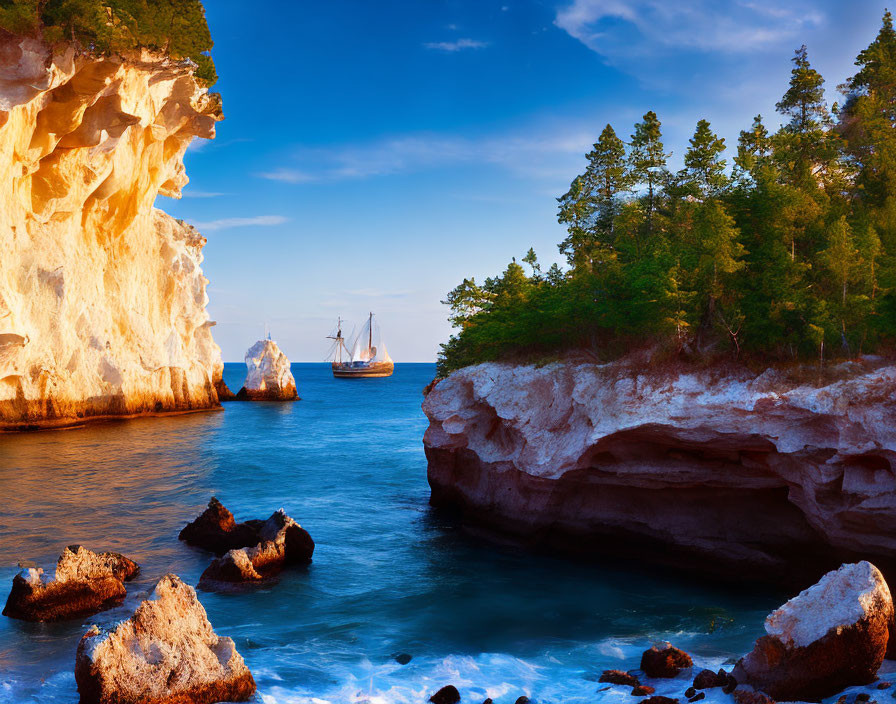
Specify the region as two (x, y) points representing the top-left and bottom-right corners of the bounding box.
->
(422, 356), (896, 580)
(198, 509), (315, 591)
(0, 31), (232, 430)
(3, 545), (138, 621)
(233, 339), (298, 401)
(733, 561), (893, 701)
(75, 573), (255, 704)
(180, 498), (314, 590)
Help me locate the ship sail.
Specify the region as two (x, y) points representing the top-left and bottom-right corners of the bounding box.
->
(328, 313), (394, 378)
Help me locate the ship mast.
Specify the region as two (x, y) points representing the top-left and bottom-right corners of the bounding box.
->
(368, 312), (373, 355)
(326, 317), (346, 363)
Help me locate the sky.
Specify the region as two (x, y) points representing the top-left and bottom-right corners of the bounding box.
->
(160, 0), (892, 362)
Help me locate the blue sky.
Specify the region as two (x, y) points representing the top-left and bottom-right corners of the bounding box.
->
(160, 0), (891, 362)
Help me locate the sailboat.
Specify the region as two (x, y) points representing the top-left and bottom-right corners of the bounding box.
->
(326, 313), (394, 378)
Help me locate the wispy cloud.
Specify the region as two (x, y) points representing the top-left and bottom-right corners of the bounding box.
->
(554, 0), (824, 57)
(182, 190), (227, 199)
(423, 38), (489, 52)
(255, 127), (595, 187)
(193, 215), (289, 232)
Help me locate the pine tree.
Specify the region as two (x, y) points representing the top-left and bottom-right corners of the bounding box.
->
(584, 124), (631, 240)
(734, 115), (772, 178)
(557, 175), (595, 270)
(630, 111), (669, 241)
(682, 119), (728, 198)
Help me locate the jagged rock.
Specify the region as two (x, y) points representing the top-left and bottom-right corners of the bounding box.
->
(430, 684), (461, 704)
(75, 574), (255, 704)
(233, 339), (298, 401)
(693, 669), (730, 689)
(423, 358), (896, 579)
(733, 561), (893, 701)
(641, 643), (693, 678)
(633, 685), (656, 695)
(198, 509), (314, 591)
(3, 545), (138, 621)
(600, 670), (640, 686)
(0, 34), (228, 430)
(178, 497), (262, 555)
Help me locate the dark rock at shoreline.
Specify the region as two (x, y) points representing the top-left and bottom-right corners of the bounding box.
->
(641, 643), (693, 678)
(514, 697), (530, 704)
(75, 574), (255, 704)
(430, 684), (461, 704)
(733, 562), (893, 702)
(733, 689), (776, 704)
(633, 685), (656, 696)
(395, 652), (412, 665)
(693, 669), (730, 689)
(600, 670), (640, 686)
(641, 697), (679, 704)
(685, 687), (696, 698)
(2, 545), (138, 622)
(688, 693), (705, 702)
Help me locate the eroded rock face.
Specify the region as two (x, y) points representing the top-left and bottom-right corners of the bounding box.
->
(641, 643), (693, 678)
(3, 545), (139, 621)
(178, 497), (262, 555)
(75, 574), (255, 704)
(733, 561), (893, 701)
(0, 32), (231, 430)
(198, 509), (315, 591)
(422, 358), (896, 579)
(234, 339), (298, 401)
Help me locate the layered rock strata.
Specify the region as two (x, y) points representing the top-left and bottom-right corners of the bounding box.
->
(74, 573), (256, 704)
(422, 358), (896, 580)
(233, 339), (298, 401)
(0, 32), (231, 430)
(733, 561), (893, 700)
(3, 545), (138, 621)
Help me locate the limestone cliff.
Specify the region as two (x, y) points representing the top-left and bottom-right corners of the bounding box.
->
(422, 356), (896, 581)
(0, 31), (229, 429)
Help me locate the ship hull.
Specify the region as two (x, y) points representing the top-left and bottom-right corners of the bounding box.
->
(332, 362), (394, 379)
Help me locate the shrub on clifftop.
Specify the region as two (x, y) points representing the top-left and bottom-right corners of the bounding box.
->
(0, 0), (217, 84)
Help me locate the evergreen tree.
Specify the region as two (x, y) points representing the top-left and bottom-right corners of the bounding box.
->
(557, 175), (595, 270)
(630, 111), (669, 242)
(734, 115), (772, 179)
(682, 119), (728, 198)
(584, 124), (631, 240)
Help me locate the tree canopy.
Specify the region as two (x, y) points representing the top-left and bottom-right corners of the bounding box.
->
(437, 12), (896, 376)
(0, 0), (217, 85)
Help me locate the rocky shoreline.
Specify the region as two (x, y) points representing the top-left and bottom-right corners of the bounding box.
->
(423, 357), (896, 584)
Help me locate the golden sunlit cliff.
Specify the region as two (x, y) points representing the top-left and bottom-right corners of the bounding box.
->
(0, 31), (229, 429)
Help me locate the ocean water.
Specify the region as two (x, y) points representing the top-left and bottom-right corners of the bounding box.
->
(0, 362), (787, 704)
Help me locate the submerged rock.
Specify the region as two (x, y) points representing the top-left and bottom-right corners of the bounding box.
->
(3, 545), (138, 622)
(198, 509), (315, 591)
(422, 359), (896, 579)
(233, 339), (298, 401)
(600, 670), (640, 686)
(733, 561), (893, 701)
(693, 669), (731, 689)
(75, 574), (255, 704)
(641, 643), (693, 678)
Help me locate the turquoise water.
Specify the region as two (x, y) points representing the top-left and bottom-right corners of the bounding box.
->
(0, 363), (784, 703)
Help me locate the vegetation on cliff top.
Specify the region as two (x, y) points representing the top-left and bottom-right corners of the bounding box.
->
(0, 0), (216, 85)
(438, 12), (896, 376)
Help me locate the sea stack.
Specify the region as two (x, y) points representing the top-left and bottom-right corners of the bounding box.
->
(0, 33), (233, 430)
(235, 339), (299, 401)
(3, 545), (139, 622)
(75, 574), (255, 704)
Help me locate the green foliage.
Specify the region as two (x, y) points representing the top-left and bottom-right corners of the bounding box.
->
(436, 13), (896, 375)
(0, 0), (217, 85)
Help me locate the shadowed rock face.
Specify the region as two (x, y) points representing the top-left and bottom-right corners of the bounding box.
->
(178, 497), (262, 555)
(0, 34), (230, 430)
(75, 574), (255, 704)
(2, 545), (139, 621)
(423, 359), (896, 582)
(733, 562), (894, 701)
